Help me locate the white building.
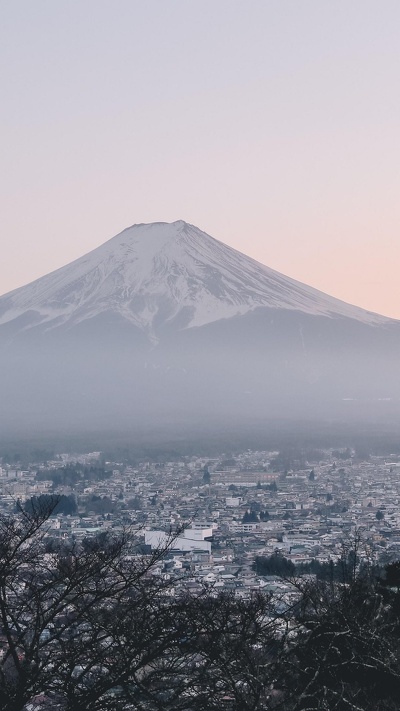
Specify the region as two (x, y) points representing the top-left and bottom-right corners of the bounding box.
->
(145, 527), (212, 553)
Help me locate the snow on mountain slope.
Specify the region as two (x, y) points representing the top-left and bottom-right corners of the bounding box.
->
(0, 220), (390, 341)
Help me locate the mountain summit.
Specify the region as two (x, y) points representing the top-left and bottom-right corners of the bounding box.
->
(0, 220), (388, 344)
(0, 220), (399, 434)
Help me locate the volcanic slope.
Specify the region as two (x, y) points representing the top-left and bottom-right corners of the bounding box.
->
(0, 220), (399, 433)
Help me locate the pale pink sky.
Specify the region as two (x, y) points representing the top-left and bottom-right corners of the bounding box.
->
(1, 1), (400, 319)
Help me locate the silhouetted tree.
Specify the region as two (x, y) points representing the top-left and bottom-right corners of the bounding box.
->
(0, 501), (290, 711)
(24, 493), (77, 516)
(283, 539), (400, 710)
(4, 504), (400, 710)
(242, 510), (259, 523)
(202, 466), (211, 484)
(255, 553), (295, 578)
(0, 499), (190, 711)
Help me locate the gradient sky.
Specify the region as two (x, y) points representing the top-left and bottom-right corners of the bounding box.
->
(1, 1), (400, 318)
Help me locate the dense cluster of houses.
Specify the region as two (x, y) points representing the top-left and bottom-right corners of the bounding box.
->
(1, 446), (400, 596)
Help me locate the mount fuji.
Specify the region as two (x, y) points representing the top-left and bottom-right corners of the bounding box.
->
(1, 220), (399, 434)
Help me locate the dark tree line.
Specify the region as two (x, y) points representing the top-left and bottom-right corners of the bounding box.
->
(2, 501), (400, 710)
(36, 464), (112, 487)
(255, 553), (296, 578)
(23, 494), (77, 516)
(255, 548), (386, 583)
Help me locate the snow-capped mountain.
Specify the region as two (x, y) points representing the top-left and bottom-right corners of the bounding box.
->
(0, 220), (399, 435)
(0, 220), (389, 343)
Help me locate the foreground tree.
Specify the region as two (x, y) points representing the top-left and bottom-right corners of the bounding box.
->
(174, 591), (285, 710)
(284, 556), (400, 710)
(0, 500), (288, 711)
(0, 498), (191, 710)
(4, 502), (400, 710)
